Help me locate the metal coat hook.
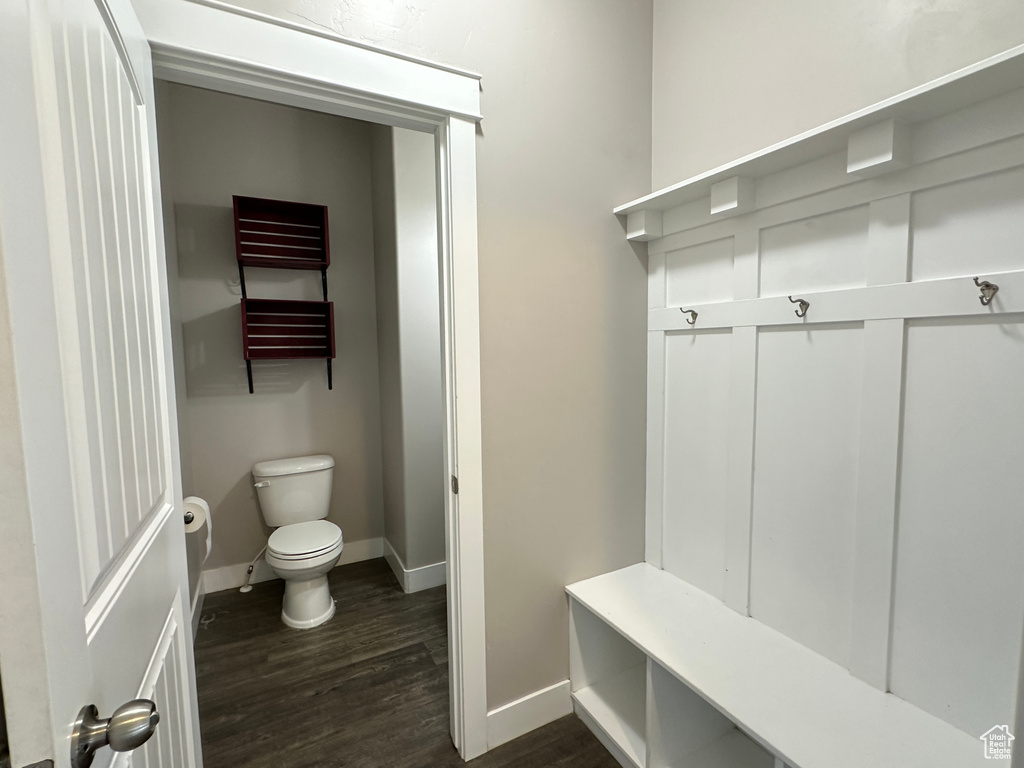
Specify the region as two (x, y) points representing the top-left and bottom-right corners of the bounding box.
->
(788, 296), (810, 318)
(973, 277), (999, 306)
(680, 308), (698, 326)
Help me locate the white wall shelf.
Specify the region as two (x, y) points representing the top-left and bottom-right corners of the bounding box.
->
(568, 564), (985, 768)
(614, 44), (1024, 222)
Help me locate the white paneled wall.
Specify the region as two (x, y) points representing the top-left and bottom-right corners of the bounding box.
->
(749, 323), (864, 667)
(910, 167), (1024, 281)
(891, 316), (1024, 736)
(759, 207), (869, 297)
(662, 329), (732, 601)
(645, 83), (1024, 743)
(664, 238), (734, 307)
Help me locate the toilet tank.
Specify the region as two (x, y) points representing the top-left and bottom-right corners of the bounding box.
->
(252, 455), (334, 527)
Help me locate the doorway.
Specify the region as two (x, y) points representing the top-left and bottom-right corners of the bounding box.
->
(0, 0), (486, 761)
(155, 77), (455, 753)
(143, 4), (488, 755)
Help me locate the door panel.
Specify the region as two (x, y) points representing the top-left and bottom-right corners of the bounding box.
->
(51, 0), (167, 594)
(0, 0), (200, 764)
(126, 602), (192, 768)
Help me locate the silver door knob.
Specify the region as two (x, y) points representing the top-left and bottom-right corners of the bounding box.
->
(71, 699), (160, 768)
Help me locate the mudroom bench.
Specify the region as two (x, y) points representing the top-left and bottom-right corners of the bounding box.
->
(566, 564), (984, 768)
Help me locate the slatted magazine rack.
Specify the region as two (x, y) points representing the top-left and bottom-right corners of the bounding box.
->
(233, 195), (335, 393)
(568, 46), (1024, 768)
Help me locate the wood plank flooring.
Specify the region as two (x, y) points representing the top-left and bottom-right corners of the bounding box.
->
(194, 559), (618, 767)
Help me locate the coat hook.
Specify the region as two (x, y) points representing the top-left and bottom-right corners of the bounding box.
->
(788, 296), (810, 318)
(973, 277), (999, 306)
(680, 308), (698, 326)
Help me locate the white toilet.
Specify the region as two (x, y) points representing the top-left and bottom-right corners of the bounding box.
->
(252, 454), (343, 629)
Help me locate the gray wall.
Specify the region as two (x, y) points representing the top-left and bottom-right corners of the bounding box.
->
(369, 127), (405, 568)
(370, 126), (445, 573)
(156, 81), (203, 604)
(155, 83), (385, 574)
(651, 0), (1024, 187)
(0, 676), (8, 768)
(219, 0), (654, 710)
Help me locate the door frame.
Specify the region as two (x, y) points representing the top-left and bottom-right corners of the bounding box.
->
(132, 0), (489, 759)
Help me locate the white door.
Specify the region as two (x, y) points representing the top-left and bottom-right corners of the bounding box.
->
(0, 0), (201, 765)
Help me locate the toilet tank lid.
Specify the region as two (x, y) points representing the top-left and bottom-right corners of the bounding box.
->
(252, 454), (335, 477)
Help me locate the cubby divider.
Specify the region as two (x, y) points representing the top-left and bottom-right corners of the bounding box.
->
(569, 600), (647, 767)
(569, 595), (776, 768)
(648, 660), (773, 768)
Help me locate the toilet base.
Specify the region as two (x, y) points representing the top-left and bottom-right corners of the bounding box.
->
(280, 574), (336, 629)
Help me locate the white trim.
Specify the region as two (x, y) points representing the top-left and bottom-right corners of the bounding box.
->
(648, 269), (1024, 332)
(644, 331), (665, 568)
(181, 0), (482, 80)
(138, 603), (179, 698)
(647, 125), (1024, 253)
(201, 537), (384, 594)
(150, 44), (483, 127)
(131, 3), (487, 757)
(383, 539), (446, 593)
(849, 319), (905, 689)
(439, 115), (489, 759)
(190, 573), (206, 639)
(486, 680), (572, 750)
(723, 325), (757, 615)
(134, 0), (481, 124)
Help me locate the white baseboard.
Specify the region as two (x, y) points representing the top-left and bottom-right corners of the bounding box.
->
(201, 536), (384, 594)
(190, 573), (206, 639)
(383, 538), (446, 593)
(486, 679), (572, 750)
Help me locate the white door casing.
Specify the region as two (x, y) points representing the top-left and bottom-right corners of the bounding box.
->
(128, 0), (488, 759)
(0, 0), (200, 765)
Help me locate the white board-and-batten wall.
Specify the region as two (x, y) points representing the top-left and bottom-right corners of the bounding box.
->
(630, 55), (1024, 754)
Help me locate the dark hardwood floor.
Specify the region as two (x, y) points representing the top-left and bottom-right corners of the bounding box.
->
(194, 559), (618, 767)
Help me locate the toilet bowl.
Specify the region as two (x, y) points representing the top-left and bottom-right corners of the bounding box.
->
(266, 519), (343, 629)
(252, 455), (342, 629)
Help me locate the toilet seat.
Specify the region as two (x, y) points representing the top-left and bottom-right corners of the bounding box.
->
(268, 520), (342, 560)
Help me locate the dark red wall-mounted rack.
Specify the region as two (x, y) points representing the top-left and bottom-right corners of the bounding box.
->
(234, 195), (335, 393)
